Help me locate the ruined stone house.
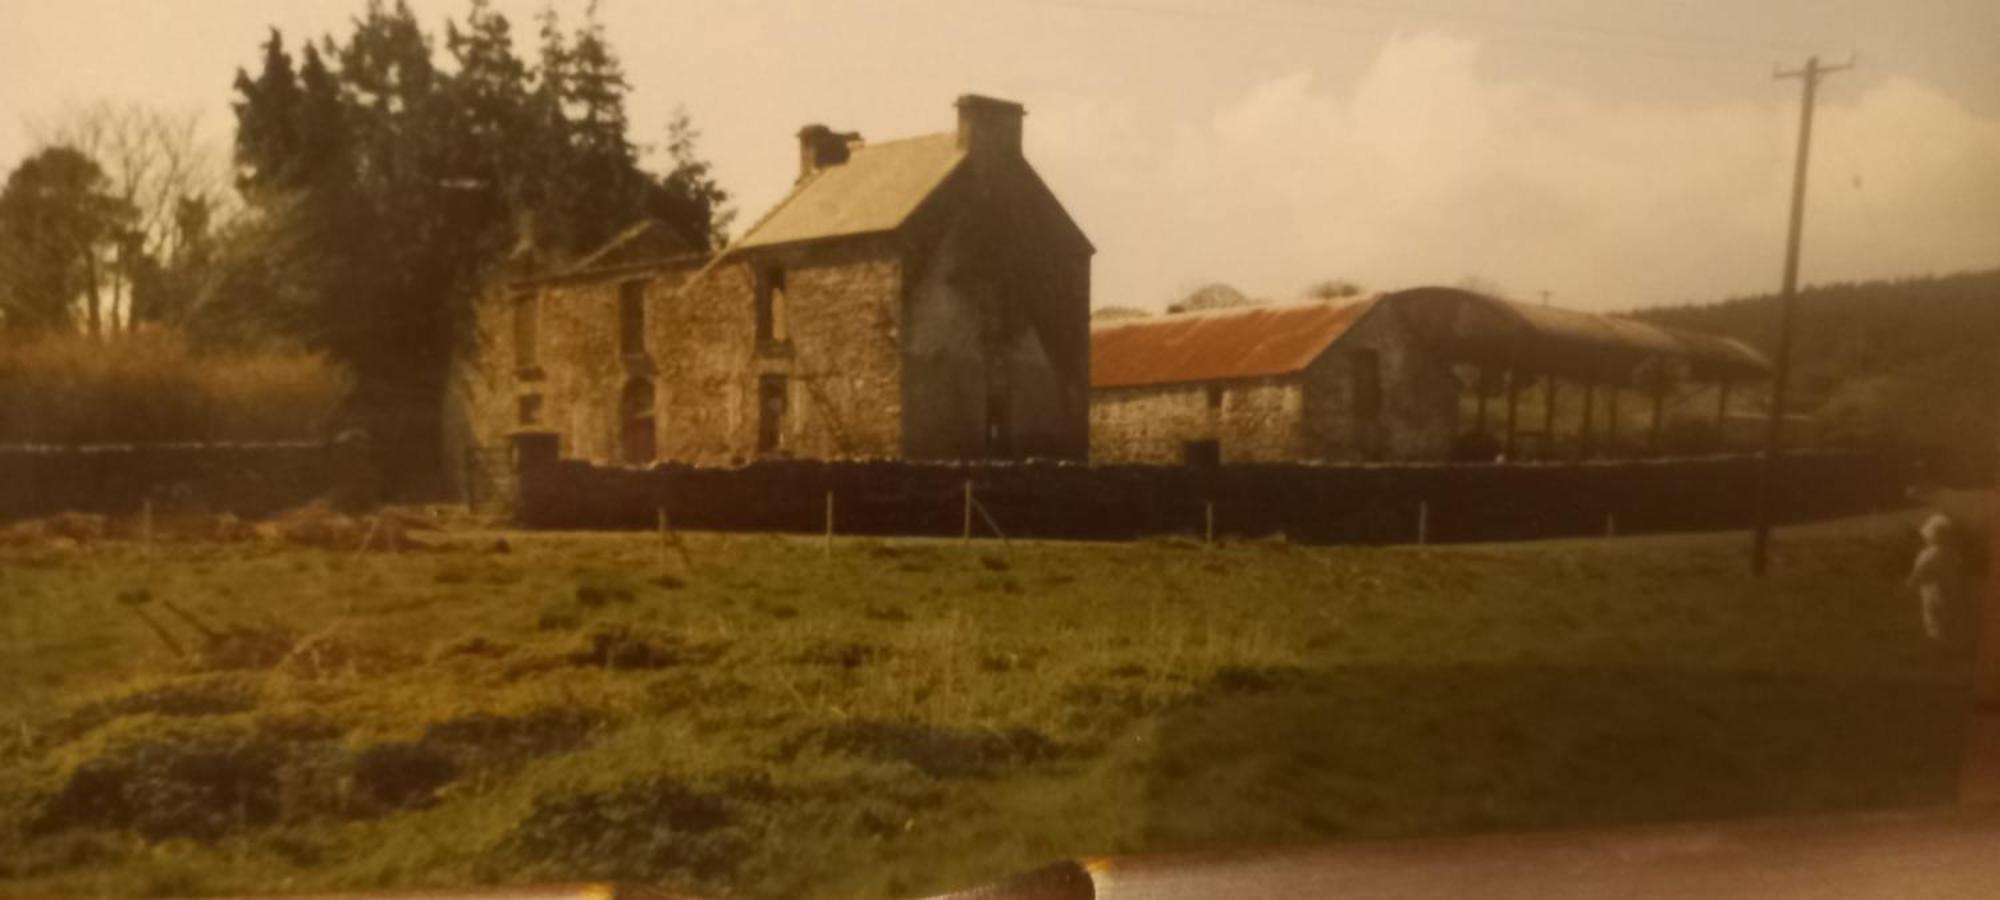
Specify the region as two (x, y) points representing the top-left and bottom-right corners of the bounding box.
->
(458, 95), (1093, 471)
(1089, 296), (1460, 465)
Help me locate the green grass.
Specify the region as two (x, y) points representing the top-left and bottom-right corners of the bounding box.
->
(0, 515), (1975, 899)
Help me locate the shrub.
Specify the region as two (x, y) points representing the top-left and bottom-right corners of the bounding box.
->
(499, 776), (760, 886)
(0, 327), (348, 444)
(32, 717), (292, 841)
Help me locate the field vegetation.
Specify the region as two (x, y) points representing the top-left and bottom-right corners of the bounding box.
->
(0, 511), (1978, 898)
(0, 328), (348, 444)
(1635, 268), (2000, 476)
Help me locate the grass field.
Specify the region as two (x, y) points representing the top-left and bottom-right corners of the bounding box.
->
(0, 510), (1978, 899)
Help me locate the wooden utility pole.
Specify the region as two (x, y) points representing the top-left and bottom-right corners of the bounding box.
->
(1752, 55), (1851, 576)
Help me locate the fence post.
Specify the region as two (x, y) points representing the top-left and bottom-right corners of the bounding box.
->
(1417, 500), (1430, 545)
(824, 491), (834, 558)
(962, 480), (973, 545)
(657, 507), (669, 579)
(1605, 511), (1618, 538)
(1205, 501), (1215, 548)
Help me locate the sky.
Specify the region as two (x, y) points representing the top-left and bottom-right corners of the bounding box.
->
(2, 0), (1997, 312)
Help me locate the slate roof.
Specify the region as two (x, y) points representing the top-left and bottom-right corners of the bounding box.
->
(568, 220), (696, 272)
(1090, 300), (1378, 389)
(732, 134), (967, 250)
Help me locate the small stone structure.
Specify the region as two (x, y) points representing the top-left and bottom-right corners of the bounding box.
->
(1090, 297), (1459, 464)
(458, 95), (1092, 470)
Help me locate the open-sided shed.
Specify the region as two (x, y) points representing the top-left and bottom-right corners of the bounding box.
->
(1382, 286), (1772, 458)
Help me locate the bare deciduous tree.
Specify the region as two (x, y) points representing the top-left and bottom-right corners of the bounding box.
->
(27, 100), (229, 330)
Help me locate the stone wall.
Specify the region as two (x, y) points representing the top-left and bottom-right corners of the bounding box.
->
(740, 236), (906, 461)
(900, 166), (1092, 461)
(0, 438), (372, 521)
(1299, 302), (1459, 461)
(1090, 377), (1306, 464)
(461, 238), (909, 470)
(516, 450), (1908, 545)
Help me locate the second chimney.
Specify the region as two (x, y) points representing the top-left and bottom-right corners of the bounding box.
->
(955, 94), (1025, 160)
(797, 124), (860, 181)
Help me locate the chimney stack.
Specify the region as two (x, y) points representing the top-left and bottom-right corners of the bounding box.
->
(955, 94), (1025, 160)
(796, 124), (861, 181)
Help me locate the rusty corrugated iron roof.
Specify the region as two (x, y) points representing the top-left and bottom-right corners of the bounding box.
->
(1090, 299), (1376, 389)
(733, 134), (966, 250)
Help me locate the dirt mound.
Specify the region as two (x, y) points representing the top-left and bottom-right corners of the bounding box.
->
(270, 503), (435, 552)
(191, 624), (297, 671)
(421, 706), (605, 762)
(563, 624), (720, 671)
(274, 630), (419, 680)
(350, 742), (457, 813)
(44, 512), (108, 542)
(52, 674), (262, 744)
(792, 641), (888, 670)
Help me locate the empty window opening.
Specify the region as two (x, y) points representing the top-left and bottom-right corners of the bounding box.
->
(618, 280), (646, 356)
(620, 378), (656, 465)
(512, 291), (540, 370)
(517, 394), (544, 427)
(1206, 384), (1225, 411)
(757, 375), (789, 454)
(756, 267), (789, 346)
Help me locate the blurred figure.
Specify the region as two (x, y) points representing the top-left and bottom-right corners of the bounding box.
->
(1907, 513), (1964, 642)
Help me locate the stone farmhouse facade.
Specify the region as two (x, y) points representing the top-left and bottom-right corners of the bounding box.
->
(458, 95), (1093, 469)
(1090, 297), (1460, 464)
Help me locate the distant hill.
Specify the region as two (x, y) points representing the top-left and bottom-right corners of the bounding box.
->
(1631, 268), (1999, 483)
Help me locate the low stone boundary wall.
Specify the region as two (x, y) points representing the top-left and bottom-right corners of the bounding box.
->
(0, 438), (371, 521)
(516, 449), (1907, 544)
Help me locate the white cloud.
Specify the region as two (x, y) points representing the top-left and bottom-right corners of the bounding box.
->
(1038, 33), (2000, 311)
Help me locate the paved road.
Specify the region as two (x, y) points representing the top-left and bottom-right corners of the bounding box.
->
(925, 807), (2000, 899)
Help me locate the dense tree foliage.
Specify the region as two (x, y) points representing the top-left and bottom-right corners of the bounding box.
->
(28, 101), (226, 330)
(1635, 269), (2000, 479)
(211, 0), (729, 495)
(0, 147), (138, 334)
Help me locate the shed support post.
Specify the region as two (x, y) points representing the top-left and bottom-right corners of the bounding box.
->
(1579, 382), (1596, 460)
(1651, 376), (1668, 453)
(1543, 378), (1559, 460)
(1475, 367), (1490, 435)
(1607, 385), (1622, 457)
(1504, 369), (1521, 460)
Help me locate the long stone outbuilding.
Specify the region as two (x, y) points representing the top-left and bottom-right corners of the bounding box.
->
(1088, 288), (1773, 465)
